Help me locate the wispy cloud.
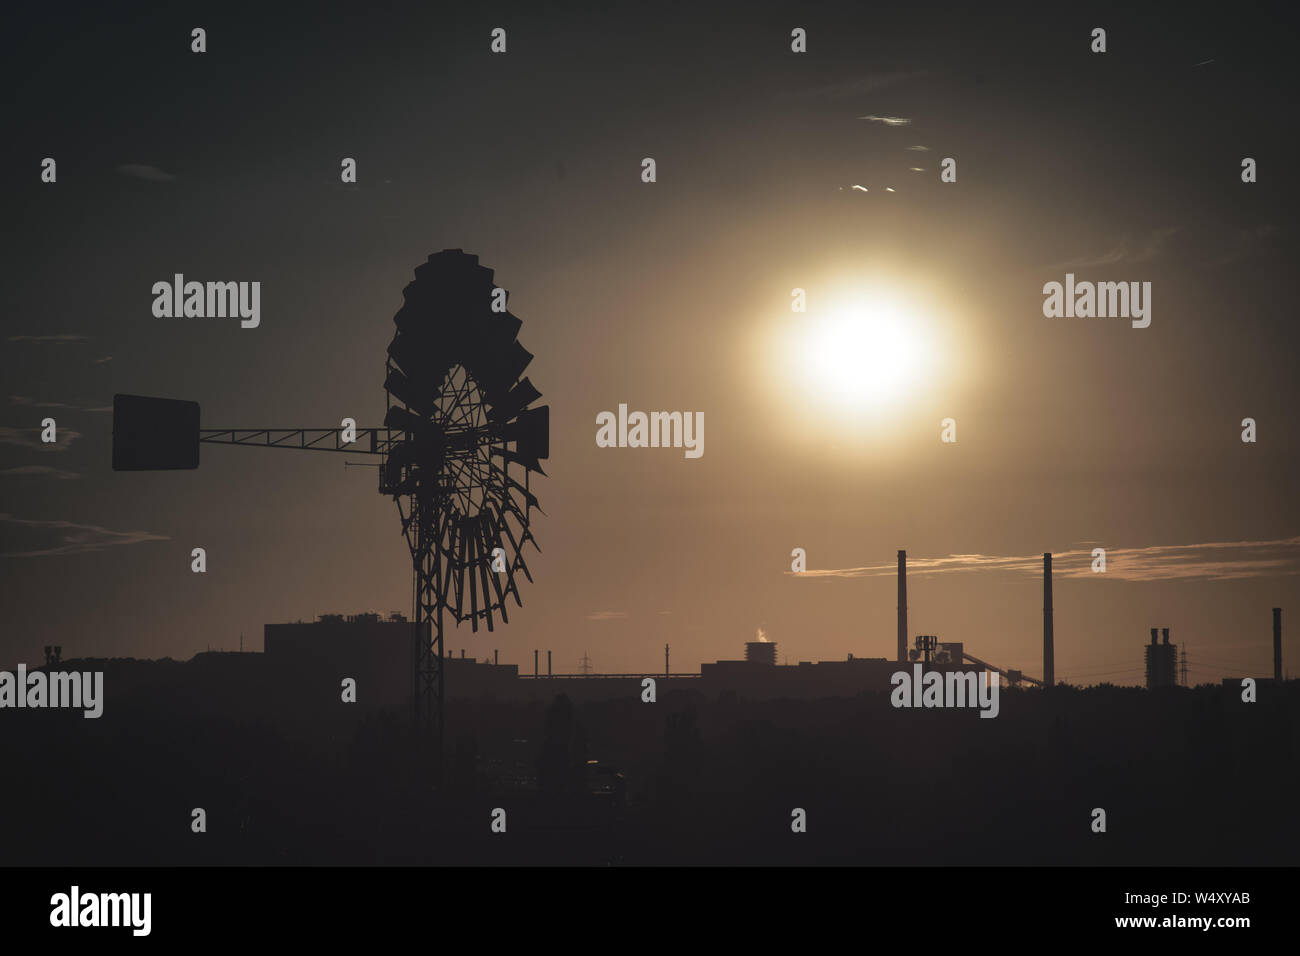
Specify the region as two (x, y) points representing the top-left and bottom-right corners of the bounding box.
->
(586, 610), (629, 621)
(0, 513), (168, 558)
(790, 537), (1300, 583)
(906, 145), (930, 151)
(858, 114), (911, 126)
(116, 163), (177, 183)
(1046, 226), (1178, 270)
(11, 396), (110, 412)
(0, 425), (82, 451)
(10, 396), (80, 409)
(7, 334), (89, 344)
(0, 465), (80, 480)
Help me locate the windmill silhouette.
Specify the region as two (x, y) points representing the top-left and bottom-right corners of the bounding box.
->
(112, 250), (549, 778)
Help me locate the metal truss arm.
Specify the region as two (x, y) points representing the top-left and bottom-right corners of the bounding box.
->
(199, 428), (397, 455)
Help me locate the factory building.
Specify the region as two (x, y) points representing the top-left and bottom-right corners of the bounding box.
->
(264, 613), (519, 710)
(1144, 628), (1178, 689)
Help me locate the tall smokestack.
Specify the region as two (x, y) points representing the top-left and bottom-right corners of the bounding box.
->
(534, 649), (538, 677)
(547, 650), (552, 677)
(897, 550), (908, 663)
(665, 643), (670, 678)
(1274, 608), (1282, 681)
(1043, 552), (1054, 687)
(1150, 628), (1158, 646)
(1162, 628), (1170, 645)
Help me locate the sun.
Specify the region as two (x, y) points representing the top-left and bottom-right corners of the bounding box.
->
(798, 294), (932, 411)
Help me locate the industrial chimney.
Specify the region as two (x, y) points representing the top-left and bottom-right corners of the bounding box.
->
(1043, 553), (1054, 687)
(1161, 628), (1170, 645)
(1274, 608), (1282, 682)
(1150, 628), (1158, 645)
(897, 550), (908, 663)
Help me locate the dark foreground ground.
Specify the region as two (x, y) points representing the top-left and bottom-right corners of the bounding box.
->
(2, 670), (1296, 866)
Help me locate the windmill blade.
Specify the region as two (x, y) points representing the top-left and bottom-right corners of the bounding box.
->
(387, 330), (452, 386)
(492, 448), (546, 476)
(384, 365), (434, 416)
(383, 405), (424, 434)
(482, 517), (510, 625)
(487, 376), (542, 423)
(496, 489), (543, 555)
(514, 405), (549, 464)
(475, 513), (496, 631)
(438, 512), (459, 613)
(491, 504), (535, 589)
(500, 472), (543, 513)
(470, 339), (533, 402)
(409, 249), (496, 289)
(485, 501), (527, 602)
(444, 512), (465, 620)
(490, 404), (549, 474)
(465, 515), (480, 632)
(511, 550), (534, 589)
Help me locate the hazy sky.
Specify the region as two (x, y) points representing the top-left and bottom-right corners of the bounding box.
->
(4, 2), (1297, 686)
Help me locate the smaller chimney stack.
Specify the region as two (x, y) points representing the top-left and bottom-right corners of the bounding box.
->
(534, 649), (538, 677)
(1162, 628), (1170, 645)
(1150, 627), (1159, 646)
(897, 550), (908, 664)
(547, 649), (552, 677)
(1043, 553), (1054, 687)
(1274, 608), (1283, 682)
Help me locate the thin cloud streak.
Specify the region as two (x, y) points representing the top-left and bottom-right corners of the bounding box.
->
(0, 513), (169, 558)
(0, 465), (80, 480)
(790, 537), (1300, 583)
(11, 396), (111, 412)
(10, 396), (80, 409)
(7, 334), (90, 344)
(1046, 226), (1178, 270)
(116, 163), (177, 183)
(0, 426), (82, 451)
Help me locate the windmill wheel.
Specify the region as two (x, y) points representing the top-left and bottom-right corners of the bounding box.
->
(382, 249), (548, 632)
